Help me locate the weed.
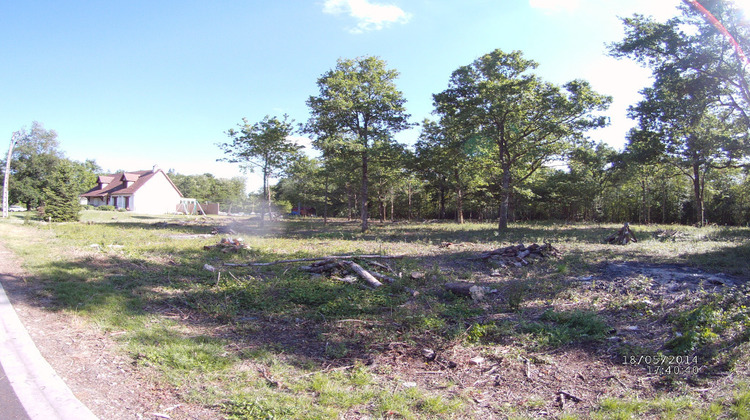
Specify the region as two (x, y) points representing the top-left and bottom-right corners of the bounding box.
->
(506, 281), (529, 312)
(520, 309), (610, 348)
(218, 398), (294, 420)
(128, 326), (236, 387)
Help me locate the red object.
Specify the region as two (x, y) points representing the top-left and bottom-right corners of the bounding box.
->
(683, 0), (749, 65)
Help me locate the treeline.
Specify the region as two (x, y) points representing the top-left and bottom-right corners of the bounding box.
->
(266, 2), (749, 228)
(273, 141), (750, 226)
(168, 172), (249, 213)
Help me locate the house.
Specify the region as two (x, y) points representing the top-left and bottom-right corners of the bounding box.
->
(80, 165), (183, 214)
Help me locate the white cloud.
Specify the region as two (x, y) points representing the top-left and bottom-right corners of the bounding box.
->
(286, 135), (312, 149)
(529, 0), (581, 13)
(323, 0), (411, 33)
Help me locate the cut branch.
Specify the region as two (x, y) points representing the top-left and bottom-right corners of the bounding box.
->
(344, 261), (383, 288)
(224, 254), (404, 267)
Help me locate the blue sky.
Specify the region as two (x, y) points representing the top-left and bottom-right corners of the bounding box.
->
(0, 0), (700, 192)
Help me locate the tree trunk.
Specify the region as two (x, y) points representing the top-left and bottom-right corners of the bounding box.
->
(439, 185), (446, 219)
(498, 164), (511, 231)
(661, 179), (667, 223)
(261, 169), (270, 228)
(347, 183), (354, 221)
(454, 168), (464, 224)
(361, 150), (369, 232)
(692, 162), (704, 227)
(323, 169), (329, 226)
(407, 183), (413, 221)
(390, 190), (394, 222)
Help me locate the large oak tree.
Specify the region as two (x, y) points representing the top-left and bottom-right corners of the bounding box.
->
(434, 49), (611, 231)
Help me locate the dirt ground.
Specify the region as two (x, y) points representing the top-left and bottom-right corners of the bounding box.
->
(0, 241), (219, 420)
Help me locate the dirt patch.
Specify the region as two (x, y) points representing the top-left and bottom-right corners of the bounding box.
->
(598, 261), (742, 290)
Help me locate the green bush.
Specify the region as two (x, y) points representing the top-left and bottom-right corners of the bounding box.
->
(96, 205), (116, 211)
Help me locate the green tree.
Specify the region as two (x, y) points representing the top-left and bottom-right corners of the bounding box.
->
(416, 119), (488, 223)
(275, 155), (324, 216)
(434, 49), (611, 230)
(218, 115), (301, 224)
(611, 2), (750, 225)
(306, 56), (412, 232)
(41, 160), (81, 222)
(566, 141), (618, 221)
(3, 122), (63, 210)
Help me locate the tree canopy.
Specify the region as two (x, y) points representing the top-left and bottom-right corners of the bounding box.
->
(433, 49), (611, 230)
(306, 56), (412, 232)
(611, 0), (750, 225)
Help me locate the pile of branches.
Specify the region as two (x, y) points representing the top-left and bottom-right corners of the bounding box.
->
(605, 223), (637, 245)
(474, 243), (560, 267)
(300, 258), (400, 288)
(654, 228), (684, 241)
(204, 237), (247, 253)
(224, 255), (403, 289)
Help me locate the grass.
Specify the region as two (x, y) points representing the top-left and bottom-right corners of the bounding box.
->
(1, 212), (750, 418)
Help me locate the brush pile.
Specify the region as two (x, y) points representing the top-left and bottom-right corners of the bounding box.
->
(605, 223), (638, 245)
(203, 237), (247, 253)
(300, 258), (398, 288)
(654, 229), (684, 241)
(474, 243), (560, 267)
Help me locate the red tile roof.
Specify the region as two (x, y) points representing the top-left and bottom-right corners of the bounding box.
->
(81, 169), (183, 198)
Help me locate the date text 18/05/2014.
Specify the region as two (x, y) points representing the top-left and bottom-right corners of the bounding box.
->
(623, 355), (701, 375)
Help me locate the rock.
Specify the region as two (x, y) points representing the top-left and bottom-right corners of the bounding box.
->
(469, 285), (485, 301)
(203, 264), (216, 272)
(469, 356), (486, 366)
(422, 348), (436, 361)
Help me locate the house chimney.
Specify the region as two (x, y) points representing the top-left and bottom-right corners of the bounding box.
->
(152, 164), (160, 173)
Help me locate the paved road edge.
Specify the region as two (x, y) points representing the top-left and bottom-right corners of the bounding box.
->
(0, 280), (98, 420)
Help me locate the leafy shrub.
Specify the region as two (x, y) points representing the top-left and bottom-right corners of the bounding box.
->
(96, 205), (116, 211)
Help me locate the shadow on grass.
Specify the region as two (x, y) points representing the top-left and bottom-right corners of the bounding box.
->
(9, 228), (597, 366)
(268, 218), (619, 246)
(684, 240), (750, 277)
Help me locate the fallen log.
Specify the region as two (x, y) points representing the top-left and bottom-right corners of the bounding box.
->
(369, 270), (397, 284)
(344, 261), (383, 288)
(444, 282), (475, 296)
(224, 254), (404, 267)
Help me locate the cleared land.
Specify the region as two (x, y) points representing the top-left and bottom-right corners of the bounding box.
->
(0, 211), (749, 419)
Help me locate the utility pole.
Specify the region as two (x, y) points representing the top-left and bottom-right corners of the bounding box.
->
(2, 132), (20, 218)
